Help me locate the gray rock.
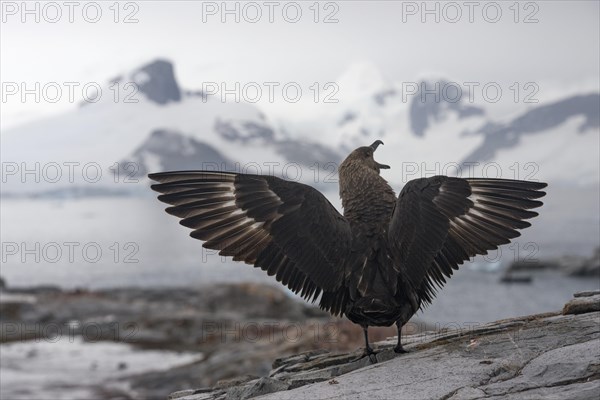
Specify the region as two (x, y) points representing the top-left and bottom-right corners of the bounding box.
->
(275, 139), (342, 167)
(132, 59), (182, 105)
(214, 119), (343, 167)
(448, 387), (487, 400)
(169, 389), (198, 399)
(481, 340), (600, 396)
(574, 290), (600, 298)
(226, 377), (289, 400)
(562, 294), (600, 315)
(122, 129), (232, 177)
(215, 120), (275, 144)
(486, 380), (600, 400)
(338, 112), (357, 126)
(0, 293), (37, 323)
(410, 80), (485, 137)
(217, 375), (260, 389)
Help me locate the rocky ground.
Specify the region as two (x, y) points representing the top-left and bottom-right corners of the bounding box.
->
(168, 291), (600, 400)
(0, 281), (406, 398)
(2, 281), (598, 400)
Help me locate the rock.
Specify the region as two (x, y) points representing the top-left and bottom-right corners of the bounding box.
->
(217, 375), (259, 389)
(168, 389), (197, 400)
(409, 80), (485, 137)
(213, 120), (343, 168)
(169, 292), (600, 400)
(574, 290), (600, 298)
(481, 341), (600, 396)
(447, 387), (487, 400)
(225, 377), (289, 400)
(563, 294), (600, 315)
(0, 283), (330, 344)
(567, 247), (600, 276)
(0, 292), (37, 323)
(122, 129), (232, 177)
(131, 59), (181, 105)
(498, 273), (533, 284)
(507, 247), (600, 277)
(274, 140), (343, 167)
(489, 381), (600, 400)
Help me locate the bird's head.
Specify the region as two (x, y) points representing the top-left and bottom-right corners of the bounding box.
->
(341, 140), (390, 174)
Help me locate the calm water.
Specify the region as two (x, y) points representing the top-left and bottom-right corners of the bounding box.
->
(1, 196), (272, 289)
(419, 269), (598, 326)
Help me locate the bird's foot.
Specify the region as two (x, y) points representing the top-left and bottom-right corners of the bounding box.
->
(367, 353), (378, 363)
(352, 346), (378, 363)
(394, 344), (409, 354)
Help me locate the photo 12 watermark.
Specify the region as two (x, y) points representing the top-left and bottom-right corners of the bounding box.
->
(0, 1), (141, 24)
(400, 161), (541, 183)
(1, 241), (140, 264)
(199, 81), (339, 104)
(482, 242), (540, 265)
(397, 81), (540, 104)
(400, 1), (540, 24)
(200, 1), (340, 23)
(1, 1), (141, 23)
(1, 321), (139, 343)
(1, 81), (142, 105)
(1, 161), (141, 184)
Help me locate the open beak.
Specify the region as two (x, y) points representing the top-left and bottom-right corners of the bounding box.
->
(370, 140), (390, 170)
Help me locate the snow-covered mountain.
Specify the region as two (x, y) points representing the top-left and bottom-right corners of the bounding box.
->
(315, 63), (599, 187)
(2, 59), (598, 197)
(1, 59), (342, 195)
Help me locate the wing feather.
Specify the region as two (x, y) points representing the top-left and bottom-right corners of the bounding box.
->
(150, 171), (352, 303)
(389, 176), (546, 306)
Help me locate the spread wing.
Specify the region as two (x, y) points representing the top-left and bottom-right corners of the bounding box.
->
(389, 176), (547, 306)
(149, 171), (352, 302)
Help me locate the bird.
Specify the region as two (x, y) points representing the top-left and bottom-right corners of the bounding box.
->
(148, 140), (546, 361)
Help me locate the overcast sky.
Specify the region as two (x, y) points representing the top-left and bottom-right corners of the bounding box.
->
(1, 0), (599, 129)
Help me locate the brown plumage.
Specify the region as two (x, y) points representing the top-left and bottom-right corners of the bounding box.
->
(149, 140), (547, 360)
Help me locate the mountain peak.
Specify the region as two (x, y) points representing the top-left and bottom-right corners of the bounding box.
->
(120, 59), (182, 105)
(410, 79), (486, 137)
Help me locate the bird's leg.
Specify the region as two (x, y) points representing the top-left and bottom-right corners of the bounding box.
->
(363, 327), (374, 354)
(352, 326), (378, 363)
(394, 321), (408, 354)
(362, 327), (378, 363)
